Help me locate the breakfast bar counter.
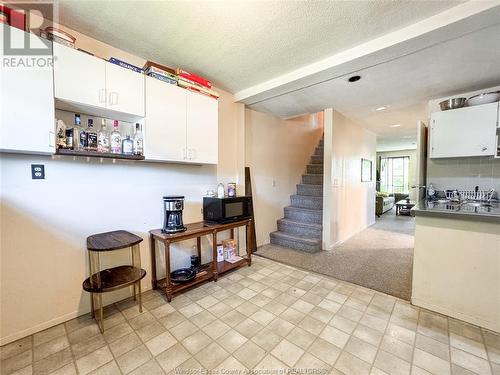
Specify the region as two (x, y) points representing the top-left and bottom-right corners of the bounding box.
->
(411, 199), (500, 222)
(149, 219), (252, 301)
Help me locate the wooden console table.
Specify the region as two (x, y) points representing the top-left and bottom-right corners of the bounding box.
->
(149, 219), (252, 301)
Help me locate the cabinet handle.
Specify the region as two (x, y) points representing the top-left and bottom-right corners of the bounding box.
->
(108, 92), (118, 106)
(183, 148), (187, 160)
(482, 147), (488, 152)
(98, 89), (106, 104)
(49, 131), (55, 147)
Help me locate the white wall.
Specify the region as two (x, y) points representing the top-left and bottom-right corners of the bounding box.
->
(426, 85), (500, 192)
(323, 109), (377, 250)
(245, 109), (323, 246)
(376, 149), (418, 200)
(0, 22), (245, 345)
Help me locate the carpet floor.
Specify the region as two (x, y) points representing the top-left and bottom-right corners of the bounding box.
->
(256, 208), (415, 301)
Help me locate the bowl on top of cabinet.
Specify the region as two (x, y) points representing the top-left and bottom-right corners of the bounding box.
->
(467, 91), (500, 107)
(439, 97), (467, 111)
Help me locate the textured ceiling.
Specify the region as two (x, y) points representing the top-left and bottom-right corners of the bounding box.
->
(54, 0), (464, 93)
(249, 22), (500, 151)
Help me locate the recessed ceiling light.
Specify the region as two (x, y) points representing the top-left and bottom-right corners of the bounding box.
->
(348, 75), (361, 83)
(375, 106), (387, 111)
(390, 124), (401, 128)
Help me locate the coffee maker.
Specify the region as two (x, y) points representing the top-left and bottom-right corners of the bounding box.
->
(162, 196), (187, 234)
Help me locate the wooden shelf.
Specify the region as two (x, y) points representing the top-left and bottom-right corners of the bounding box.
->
(217, 257), (248, 274)
(158, 264), (214, 294)
(56, 149), (145, 160)
(83, 265), (146, 293)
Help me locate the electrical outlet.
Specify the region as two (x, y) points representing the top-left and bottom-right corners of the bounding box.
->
(31, 164), (45, 179)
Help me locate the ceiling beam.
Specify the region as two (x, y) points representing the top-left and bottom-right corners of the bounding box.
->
(234, 1), (500, 105)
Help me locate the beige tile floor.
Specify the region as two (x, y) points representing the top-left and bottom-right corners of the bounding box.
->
(1, 256), (499, 375)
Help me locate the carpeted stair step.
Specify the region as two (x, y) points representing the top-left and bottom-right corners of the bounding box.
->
(310, 155), (323, 165)
(270, 231), (321, 253)
(297, 184), (323, 197)
(314, 147), (323, 156)
(277, 218), (322, 238)
(306, 164), (323, 174)
(302, 174), (323, 185)
(291, 194), (323, 210)
(284, 206), (322, 224)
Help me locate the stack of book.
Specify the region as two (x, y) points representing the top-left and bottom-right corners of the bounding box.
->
(109, 58), (143, 73)
(176, 68), (219, 99)
(143, 61), (178, 85)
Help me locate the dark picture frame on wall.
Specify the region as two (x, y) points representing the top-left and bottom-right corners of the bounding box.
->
(361, 158), (372, 182)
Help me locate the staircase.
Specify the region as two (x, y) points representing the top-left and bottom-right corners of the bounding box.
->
(270, 137), (323, 253)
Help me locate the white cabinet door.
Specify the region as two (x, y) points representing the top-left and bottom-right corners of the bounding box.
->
(105, 62), (145, 117)
(186, 91), (218, 164)
(53, 43), (106, 109)
(430, 102), (498, 158)
(0, 26), (55, 154)
(144, 77), (186, 162)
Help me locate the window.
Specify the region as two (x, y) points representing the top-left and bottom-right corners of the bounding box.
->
(379, 156), (410, 194)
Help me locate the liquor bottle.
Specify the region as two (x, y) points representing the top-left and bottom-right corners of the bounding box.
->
(133, 123), (143, 155)
(122, 135), (133, 155)
(56, 119), (67, 149)
(110, 120), (122, 154)
(75, 113), (86, 151)
(86, 118), (98, 151)
(97, 119), (110, 153)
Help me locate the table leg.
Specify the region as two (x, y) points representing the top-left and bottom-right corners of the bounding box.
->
(246, 220), (252, 266)
(138, 281), (143, 313)
(90, 292), (95, 318)
(97, 293), (104, 333)
(150, 235), (157, 290)
(212, 232), (218, 281)
(197, 237), (202, 263)
(165, 240), (172, 302)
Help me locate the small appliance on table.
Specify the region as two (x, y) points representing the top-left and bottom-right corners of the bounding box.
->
(203, 196), (252, 223)
(162, 196), (187, 233)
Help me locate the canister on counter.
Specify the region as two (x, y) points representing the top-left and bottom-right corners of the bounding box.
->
(227, 183), (236, 197)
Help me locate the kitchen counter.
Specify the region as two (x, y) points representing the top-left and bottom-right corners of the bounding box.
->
(411, 199), (500, 222)
(412, 206), (500, 332)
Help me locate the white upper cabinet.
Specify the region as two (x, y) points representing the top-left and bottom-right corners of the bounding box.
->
(1, 25), (55, 154)
(105, 62), (145, 117)
(430, 102), (499, 158)
(144, 77), (186, 162)
(53, 43), (145, 119)
(144, 77), (218, 164)
(186, 91), (218, 164)
(53, 42), (106, 109)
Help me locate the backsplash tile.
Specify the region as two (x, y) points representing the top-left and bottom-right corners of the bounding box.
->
(427, 157), (500, 192)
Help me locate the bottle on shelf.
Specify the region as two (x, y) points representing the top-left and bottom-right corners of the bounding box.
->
(133, 123), (143, 155)
(75, 113), (86, 151)
(97, 119), (110, 153)
(122, 135), (133, 155)
(56, 119), (66, 149)
(86, 118), (98, 151)
(110, 120), (122, 154)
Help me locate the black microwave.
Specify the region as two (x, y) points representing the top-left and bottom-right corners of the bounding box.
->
(203, 196), (252, 223)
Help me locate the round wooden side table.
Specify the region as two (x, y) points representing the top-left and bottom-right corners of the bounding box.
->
(83, 230), (146, 333)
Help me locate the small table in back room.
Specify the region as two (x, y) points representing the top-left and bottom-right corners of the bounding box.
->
(396, 199), (416, 215)
(149, 218), (252, 302)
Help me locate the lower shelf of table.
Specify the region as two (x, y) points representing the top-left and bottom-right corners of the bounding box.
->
(157, 257), (249, 295)
(83, 265), (146, 293)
